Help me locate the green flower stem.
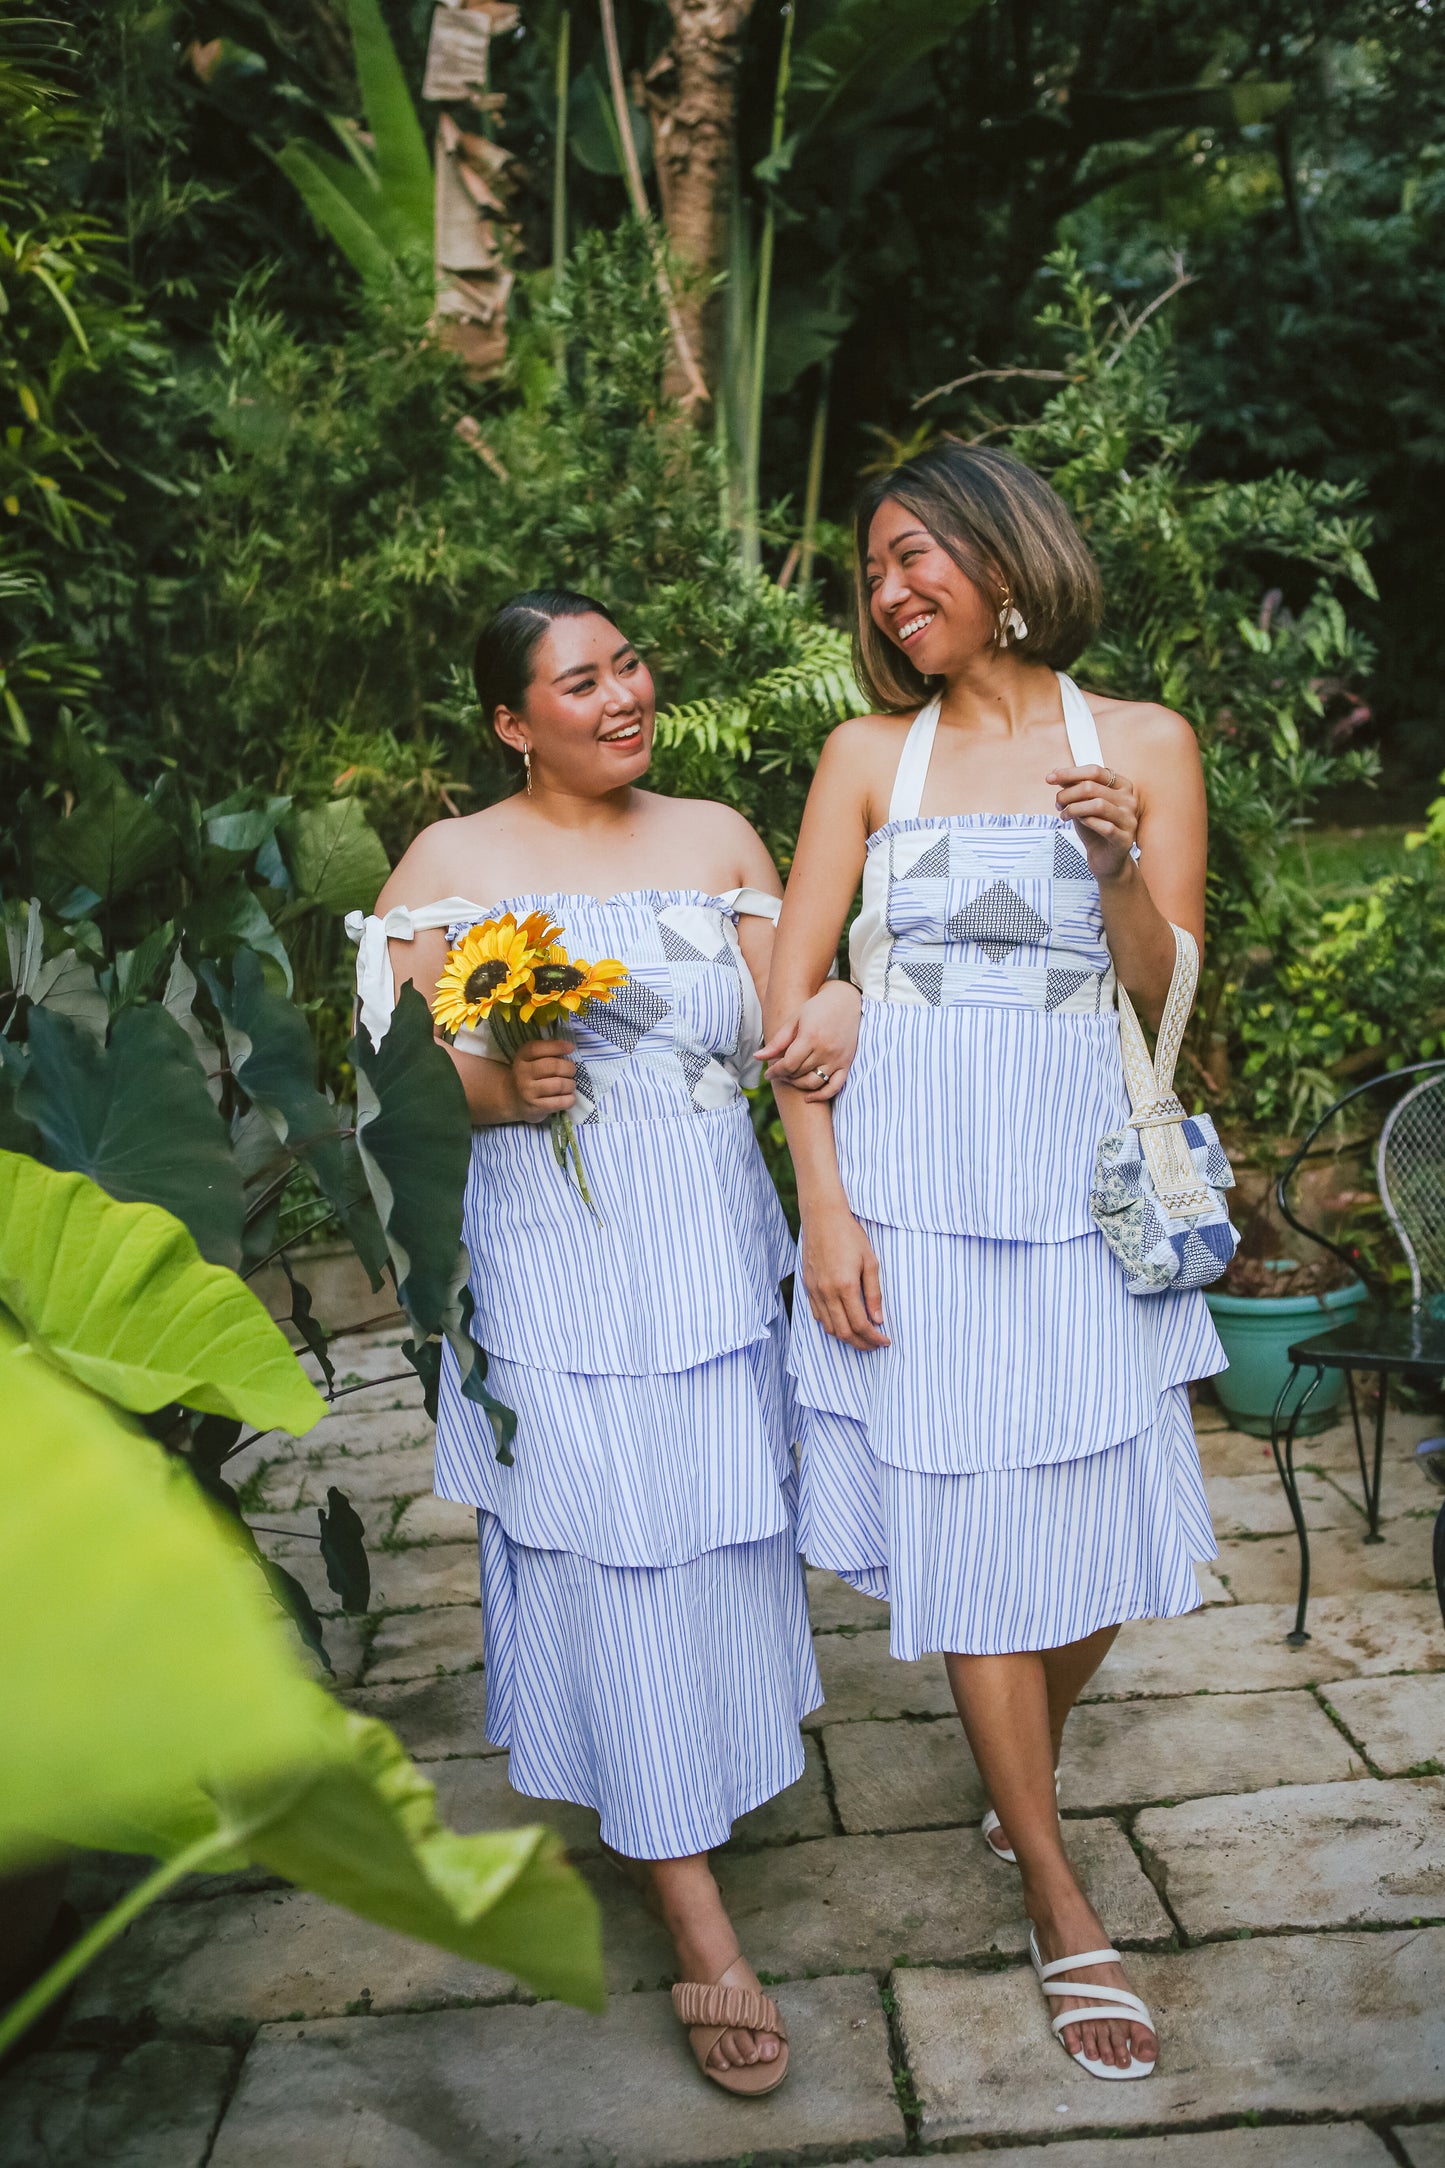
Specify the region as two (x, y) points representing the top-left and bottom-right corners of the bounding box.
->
(558, 1113), (600, 1219)
(0, 1831), (232, 2056)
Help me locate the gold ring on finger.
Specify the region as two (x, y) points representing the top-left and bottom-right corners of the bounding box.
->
(1105, 767), (1119, 790)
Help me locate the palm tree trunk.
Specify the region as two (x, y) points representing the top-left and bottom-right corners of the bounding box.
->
(646, 0), (760, 396)
(598, 0), (710, 407)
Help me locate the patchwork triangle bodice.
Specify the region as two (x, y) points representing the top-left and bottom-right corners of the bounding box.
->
(848, 674), (1118, 1016)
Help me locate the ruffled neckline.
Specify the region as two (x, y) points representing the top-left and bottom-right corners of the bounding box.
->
(467, 887), (732, 918)
(868, 813), (1072, 852)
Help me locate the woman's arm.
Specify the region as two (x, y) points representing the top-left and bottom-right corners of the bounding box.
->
(1048, 705), (1208, 1027)
(373, 835), (576, 1130)
(764, 726), (889, 1350)
(717, 806), (864, 1096)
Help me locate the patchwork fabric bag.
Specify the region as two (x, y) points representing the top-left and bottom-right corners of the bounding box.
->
(1090, 923), (1239, 1295)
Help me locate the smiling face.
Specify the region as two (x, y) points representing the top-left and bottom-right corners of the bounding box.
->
(865, 498), (1001, 684)
(494, 612), (655, 796)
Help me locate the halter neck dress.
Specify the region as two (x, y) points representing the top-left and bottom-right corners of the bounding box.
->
(349, 886), (820, 1858)
(788, 675), (1225, 1660)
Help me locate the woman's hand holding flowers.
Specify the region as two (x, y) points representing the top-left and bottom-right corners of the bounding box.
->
(1047, 761), (1140, 885)
(431, 910), (625, 1213)
(508, 1037), (577, 1123)
(760, 979), (863, 1101)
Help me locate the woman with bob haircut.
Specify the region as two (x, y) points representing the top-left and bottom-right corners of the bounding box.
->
(765, 444), (1225, 2082)
(351, 588), (864, 2096)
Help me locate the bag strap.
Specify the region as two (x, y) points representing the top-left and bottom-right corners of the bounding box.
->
(1115, 926), (1216, 1216)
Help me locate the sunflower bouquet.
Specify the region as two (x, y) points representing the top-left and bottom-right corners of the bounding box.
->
(432, 910), (627, 1214)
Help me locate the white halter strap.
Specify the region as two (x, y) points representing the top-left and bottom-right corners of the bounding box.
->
(886, 673), (1103, 823)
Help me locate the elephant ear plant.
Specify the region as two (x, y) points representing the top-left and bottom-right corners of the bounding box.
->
(1, 747), (516, 1666)
(0, 1154), (603, 2051)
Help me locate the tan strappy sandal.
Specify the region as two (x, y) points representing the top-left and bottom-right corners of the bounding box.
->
(671, 1957), (789, 2096)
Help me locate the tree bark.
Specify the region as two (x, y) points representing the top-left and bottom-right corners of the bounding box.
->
(646, 0), (759, 396)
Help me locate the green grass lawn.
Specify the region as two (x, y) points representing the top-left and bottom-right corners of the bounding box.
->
(1281, 823), (1415, 897)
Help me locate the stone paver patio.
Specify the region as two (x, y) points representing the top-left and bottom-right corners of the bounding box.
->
(5, 1325), (1442, 2166)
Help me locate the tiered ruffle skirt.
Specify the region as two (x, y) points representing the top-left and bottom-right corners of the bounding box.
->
(435, 1100), (821, 1857)
(790, 1004), (1226, 1660)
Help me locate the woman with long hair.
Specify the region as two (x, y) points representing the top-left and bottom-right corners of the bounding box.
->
(351, 588), (861, 2095)
(765, 445), (1225, 2082)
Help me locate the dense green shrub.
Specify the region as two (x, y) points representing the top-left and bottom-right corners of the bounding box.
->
(0, 37), (175, 816)
(1233, 784), (1445, 1131)
(178, 225), (848, 858)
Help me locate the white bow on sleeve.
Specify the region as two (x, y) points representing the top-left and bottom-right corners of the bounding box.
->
(344, 898), (486, 1050)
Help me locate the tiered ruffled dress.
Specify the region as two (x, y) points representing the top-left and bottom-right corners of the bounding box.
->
(352, 888), (819, 1858)
(790, 677), (1225, 1661)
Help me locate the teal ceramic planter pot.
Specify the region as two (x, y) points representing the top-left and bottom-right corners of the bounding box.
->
(1204, 1279), (1370, 1438)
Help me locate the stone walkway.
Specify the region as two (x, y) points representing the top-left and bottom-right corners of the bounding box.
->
(5, 1324), (1443, 2166)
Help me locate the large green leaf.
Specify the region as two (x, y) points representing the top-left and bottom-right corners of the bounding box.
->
(280, 798), (391, 916)
(346, 0), (434, 238)
(0, 1324), (321, 1871)
(274, 141), (401, 287)
(346, 988), (511, 1440)
(18, 1006), (245, 1269)
(765, 292), (856, 394)
(791, 0), (987, 134)
(203, 791), (294, 857)
(43, 778), (178, 903)
(349, 982), (471, 1333)
(0, 1152), (326, 1431)
(0, 1038), (39, 1154)
(215, 950), (388, 1286)
(1071, 80), (1293, 144)
(318, 1485), (370, 1611)
(221, 1703), (603, 2007)
(184, 879), (294, 993)
(28, 946), (109, 1037)
(0, 1332), (602, 2028)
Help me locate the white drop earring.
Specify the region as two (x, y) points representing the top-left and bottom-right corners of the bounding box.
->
(998, 589), (1029, 644)
(523, 746), (533, 796)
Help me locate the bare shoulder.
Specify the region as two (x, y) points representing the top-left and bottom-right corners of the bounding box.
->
(376, 803), (514, 914)
(645, 789), (753, 844)
(1082, 691), (1201, 778)
(827, 710), (914, 757)
(640, 790), (779, 889)
(814, 711), (914, 789)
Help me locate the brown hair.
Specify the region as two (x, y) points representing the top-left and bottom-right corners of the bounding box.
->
(852, 441), (1102, 712)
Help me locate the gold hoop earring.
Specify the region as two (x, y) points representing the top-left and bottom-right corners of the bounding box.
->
(523, 746), (533, 797)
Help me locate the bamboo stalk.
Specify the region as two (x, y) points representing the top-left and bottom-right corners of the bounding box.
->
(552, 10), (571, 283)
(597, 0), (709, 407)
(741, 0), (794, 568)
(799, 359), (830, 595)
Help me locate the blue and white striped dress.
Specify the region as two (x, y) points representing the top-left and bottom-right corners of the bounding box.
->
(789, 677), (1225, 1661)
(384, 888), (820, 1858)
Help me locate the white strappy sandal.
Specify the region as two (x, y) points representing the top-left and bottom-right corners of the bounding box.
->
(982, 1771), (1060, 1864)
(1029, 1927), (1157, 2081)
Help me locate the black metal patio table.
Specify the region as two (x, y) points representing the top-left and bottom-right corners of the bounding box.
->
(1270, 1059), (1445, 1644)
(1270, 1305), (1445, 1644)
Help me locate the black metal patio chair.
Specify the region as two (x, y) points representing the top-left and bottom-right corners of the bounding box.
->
(1271, 1059), (1445, 1644)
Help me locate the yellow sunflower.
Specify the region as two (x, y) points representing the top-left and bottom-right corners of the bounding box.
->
(518, 946), (629, 1023)
(514, 908), (565, 955)
(432, 915), (539, 1036)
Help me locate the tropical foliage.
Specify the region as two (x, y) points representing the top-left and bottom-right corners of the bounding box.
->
(5, 0), (1444, 2046)
(0, 1160), (601, 2052)
(1232, 788), (1445, 1132)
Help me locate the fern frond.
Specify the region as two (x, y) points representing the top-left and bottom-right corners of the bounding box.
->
(655, 621), (860, 757)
